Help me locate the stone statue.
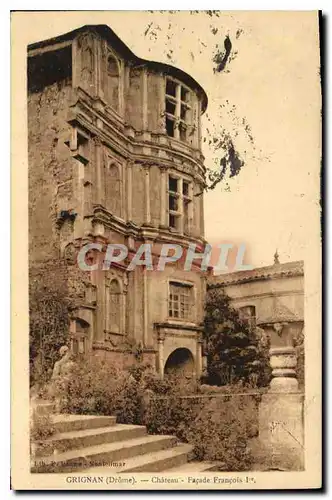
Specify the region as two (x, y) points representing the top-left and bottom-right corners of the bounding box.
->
(48, 346), (75, 408)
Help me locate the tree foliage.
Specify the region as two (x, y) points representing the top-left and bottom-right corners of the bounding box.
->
(203, 288), (271, 387)
(29, 281), (71, 387)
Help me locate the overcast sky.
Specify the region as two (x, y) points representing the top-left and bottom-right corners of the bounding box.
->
(23, 11), (321, 269)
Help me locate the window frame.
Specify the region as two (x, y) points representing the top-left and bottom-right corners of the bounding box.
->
(168, 280), (195, 322)
(168, 172), (192, 233)
(165, 77), (192, 142)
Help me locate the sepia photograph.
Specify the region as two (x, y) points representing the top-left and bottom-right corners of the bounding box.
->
(11, 9), (322, 490)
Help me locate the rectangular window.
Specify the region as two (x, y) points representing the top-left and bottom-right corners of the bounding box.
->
(169, 282), (193, 320)
(165, 78), (191, 142)
(71, 336), (86, 355)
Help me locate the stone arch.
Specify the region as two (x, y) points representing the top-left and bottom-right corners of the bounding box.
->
(107, 53), (120, 111)
(164, 348), (195, 377)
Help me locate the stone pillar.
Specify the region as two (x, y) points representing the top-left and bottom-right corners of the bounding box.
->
(258, 322), (304, 470)
(157, 331), (165, 379)
(269, 346), (298, 393)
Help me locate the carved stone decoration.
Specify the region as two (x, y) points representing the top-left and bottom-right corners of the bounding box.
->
(78, 33), (95, 90)
(64, 242), (76, 265)
(274, 322), (284, 337)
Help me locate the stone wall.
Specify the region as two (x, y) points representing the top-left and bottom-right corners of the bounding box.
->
(28, 80), (74, 265)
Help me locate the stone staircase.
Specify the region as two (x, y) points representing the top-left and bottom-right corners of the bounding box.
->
(31, 401), (217, 473)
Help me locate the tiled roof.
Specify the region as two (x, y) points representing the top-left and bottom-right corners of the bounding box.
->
(209, 260), (304, 287)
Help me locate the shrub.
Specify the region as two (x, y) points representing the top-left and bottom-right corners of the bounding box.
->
(30, 412), (55, 442)
(59, 357), (143, 425)
(57, 360), (259, 471)
(144, 395), (202, 443)
(185, 395), (257, 470)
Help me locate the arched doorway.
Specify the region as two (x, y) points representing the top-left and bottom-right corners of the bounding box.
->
(164, 348), (195, 377)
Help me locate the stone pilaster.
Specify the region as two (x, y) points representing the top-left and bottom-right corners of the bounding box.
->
(196, 333), (203, 379)
(142, 67), (148, 130)
(93, 137), (104, 207)
(127, 161), (133, 222)
(143, 165), (151, 226)
(159, 166), (168, 228)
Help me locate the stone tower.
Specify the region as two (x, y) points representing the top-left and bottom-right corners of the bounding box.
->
(28, 24), (208, 377)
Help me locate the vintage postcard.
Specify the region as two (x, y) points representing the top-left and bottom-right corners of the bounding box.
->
(11, 10), (322, 490)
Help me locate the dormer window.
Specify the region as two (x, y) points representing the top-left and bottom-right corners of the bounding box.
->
(165, 78), (191, 142)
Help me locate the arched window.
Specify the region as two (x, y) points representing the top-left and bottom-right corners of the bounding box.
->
(105, 279), (122, 335)
(107, 54), (119, 111)
(105, 162), (121, 216)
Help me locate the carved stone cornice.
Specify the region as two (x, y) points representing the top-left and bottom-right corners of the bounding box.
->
(134, 159), (155, 169)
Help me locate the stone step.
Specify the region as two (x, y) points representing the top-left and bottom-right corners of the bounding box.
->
(32, 434), (178, 473)
(83, 444), (193, 473)
(52, 414), (116, 434)
(120, 444), (193, 472)
(35, 424), (147, 457)
(166, 460), (220, 472)
(31, 400), (56, 416)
